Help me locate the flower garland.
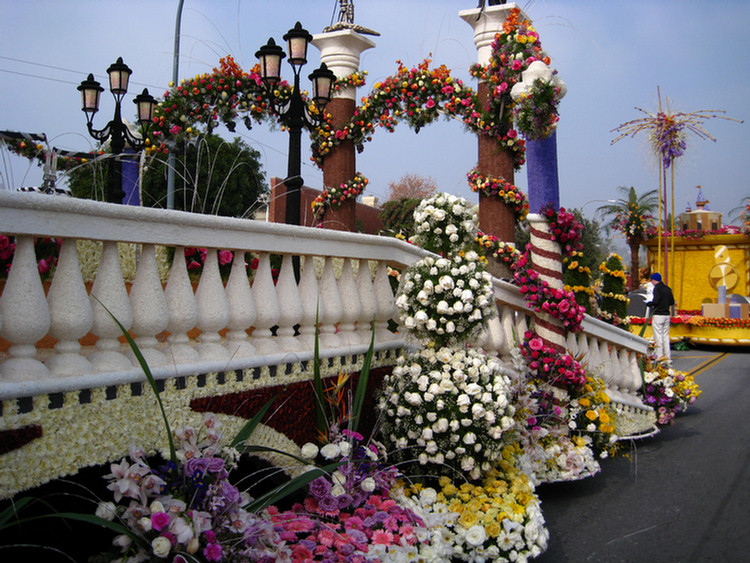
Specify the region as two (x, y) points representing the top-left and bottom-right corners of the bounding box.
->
(643, 224), (743, 240)
(466, 168), (529, 220)
(513, 252), (586, 334)
(540, 203), (583, 255)
(311, 58), (478, 166)
(147, 55), (289, 155)
(311, 172), (369, 218)
(563, 250), (596, 315)
(334, 70), (367, 92)
(467, 7), (550, 164)
(687, 316), (750, 329)
(475, 231), (520, 269)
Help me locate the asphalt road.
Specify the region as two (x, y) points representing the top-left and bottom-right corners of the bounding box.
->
(535, 346), (750, 563)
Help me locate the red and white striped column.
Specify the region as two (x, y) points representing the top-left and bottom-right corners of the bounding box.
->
(528, 213), (566, 350)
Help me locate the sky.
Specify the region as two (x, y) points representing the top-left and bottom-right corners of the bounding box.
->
(1, 0), (748, 226)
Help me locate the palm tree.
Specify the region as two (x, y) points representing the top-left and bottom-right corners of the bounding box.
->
(728, 196), (750, 231)
(597, 186), (659, 291)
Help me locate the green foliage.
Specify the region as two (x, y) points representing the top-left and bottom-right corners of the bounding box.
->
(66, 134), (268, 219)
(378, 197), (422, 239)
(597, 186), (659, 289)
(571, 210), (608, 280)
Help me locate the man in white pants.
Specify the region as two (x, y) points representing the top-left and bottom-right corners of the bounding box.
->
(646, 272), (675, 362)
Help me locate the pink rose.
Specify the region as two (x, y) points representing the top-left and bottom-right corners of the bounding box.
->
(529, 337), (544, 351)
(218, 249), (233, 266)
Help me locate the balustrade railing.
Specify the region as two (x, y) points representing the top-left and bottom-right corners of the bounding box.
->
(0, 190), (649, 411)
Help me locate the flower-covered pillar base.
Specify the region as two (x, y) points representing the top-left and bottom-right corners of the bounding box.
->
(461, 5), (530, 251)
(313, 29), (375, 232)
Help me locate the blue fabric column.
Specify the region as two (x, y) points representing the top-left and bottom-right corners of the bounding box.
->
(121, 149), (140, 206)
(526, 130), (559, 214)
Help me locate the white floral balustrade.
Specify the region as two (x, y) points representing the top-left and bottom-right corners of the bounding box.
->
(0, 191), (652, 497)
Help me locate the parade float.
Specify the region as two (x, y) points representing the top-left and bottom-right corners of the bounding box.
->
(629, 190), (750, 347)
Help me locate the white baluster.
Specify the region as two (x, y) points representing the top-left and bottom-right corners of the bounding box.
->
(620, 349), (639, 397)
(514, 314), (529, 343)
(195, 249), (231, 361)
(225, 250), (256, 359)
(587, 337), (602, 377)
(318, 256), (343, 348)
(602, 343), (617, 388)
(0, 235), (51, 380)
(630, 352), (643, 395)
(275, 254), (304, 352)
(298, 255), (321, 348)
(164, 247), (200, 363)
(88, 241), (134, 372)
(337, 258), (362, 346)
(251, 252), (281, 354)
(128, 244), (170, 367)
(46, 238), (94, 377)
(577, 333), (590, 370)
(566, 332), (579, 358)
(373, 261), (397, 342)
(498, 307), (517, 359)
(479, 307), (504, 358)
(356, 259), (377, 345)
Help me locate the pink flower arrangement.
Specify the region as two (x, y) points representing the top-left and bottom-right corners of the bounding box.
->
(541, 204), (583, 256)
(521, 330), (586, 387)
(513, 251), (586, 333)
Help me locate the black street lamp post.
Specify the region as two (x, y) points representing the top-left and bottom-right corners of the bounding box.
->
(255, 22), (335, 226)
(77, 57), (156, 204)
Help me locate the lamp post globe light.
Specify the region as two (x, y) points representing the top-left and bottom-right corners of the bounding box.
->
(256, 22), (335, 226)
(77, 57), (156, 204)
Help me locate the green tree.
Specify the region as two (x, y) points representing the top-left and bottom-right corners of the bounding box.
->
(597, 186), (658, 291)
(598, 253), (629, 328)
(66, 134), (268, 219)
(378, 197), (422, 239)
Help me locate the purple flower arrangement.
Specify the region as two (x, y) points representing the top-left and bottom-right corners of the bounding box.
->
(96, 415), (281, 562)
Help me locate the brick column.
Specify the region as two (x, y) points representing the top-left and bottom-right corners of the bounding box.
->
(312, 29), (375, 231)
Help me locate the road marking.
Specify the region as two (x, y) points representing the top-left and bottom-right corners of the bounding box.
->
(689, 352), (730, 377)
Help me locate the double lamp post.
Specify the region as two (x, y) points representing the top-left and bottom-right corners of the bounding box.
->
(77, 57), (156, 204)
(255, 22), (335, 226)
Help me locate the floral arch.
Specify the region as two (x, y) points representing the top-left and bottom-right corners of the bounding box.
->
(2, 8), (558, 222)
